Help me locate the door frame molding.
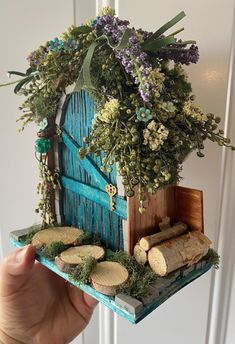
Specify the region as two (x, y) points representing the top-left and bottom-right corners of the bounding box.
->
(206, 3), (235, 344)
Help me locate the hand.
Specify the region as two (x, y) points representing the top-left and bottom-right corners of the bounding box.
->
(0, 245), (98, 344)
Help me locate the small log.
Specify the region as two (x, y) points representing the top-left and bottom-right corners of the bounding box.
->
(139, 222), (188, 252)
(31, 226), (84, 249)
(90, 261), (129, 296)
(148, 231), (211, 276)
(55, 245), (105, 273)
(133, 244), (148, 265)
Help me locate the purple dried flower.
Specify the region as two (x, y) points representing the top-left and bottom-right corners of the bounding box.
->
(27, 47), (48, 68)
(136, 28), (152, 40)
(115, 35), (153, 102)
(94, 15), (129, 43)
(155, 44), (199, 65)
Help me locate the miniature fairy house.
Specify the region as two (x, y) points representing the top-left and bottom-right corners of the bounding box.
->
(52, 90), (204, 253)
(3, 7), (232, 323)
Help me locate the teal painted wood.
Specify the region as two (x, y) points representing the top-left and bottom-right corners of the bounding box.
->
(10, 238), (213, 324)
(61, 176), (127, 219)
(62, 129), (110, 190)
(60, 91), (125, 250)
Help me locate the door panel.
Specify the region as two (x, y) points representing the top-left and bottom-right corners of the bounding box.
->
(60, 91), (125, 251)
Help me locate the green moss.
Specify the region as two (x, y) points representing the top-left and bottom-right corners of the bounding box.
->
(20, 225), (41, 245)
(107, 251), (157, 300)
(78, 232), (101, 246)
(42, 241), (70, 260)
(70, 256), (97, 284)
(205, 248), (220, 269)
(31, 90), (60, 122)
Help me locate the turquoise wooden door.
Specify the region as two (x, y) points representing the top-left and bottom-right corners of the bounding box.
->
(59, 91), (127, 251)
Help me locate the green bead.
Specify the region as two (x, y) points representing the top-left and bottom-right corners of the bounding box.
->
(126, 190), (134, 197)
(131, 178), (139, 185)
(35, 138), (51, 154)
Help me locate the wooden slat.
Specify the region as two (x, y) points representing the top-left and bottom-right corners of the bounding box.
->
(62, 129), (111, 190)
(174, 186), (204, 232)
(61, 175), (127, 219)
(46, 116), (57, 221)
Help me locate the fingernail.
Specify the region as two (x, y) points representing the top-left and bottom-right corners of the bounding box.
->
(15, 246), (28, 264)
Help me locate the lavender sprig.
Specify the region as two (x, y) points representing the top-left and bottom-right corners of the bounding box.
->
(115, 35), (153, 102)
(95, 15), (154, 102)
(94, 15), (129, 43)
(155, 44), (199, 65)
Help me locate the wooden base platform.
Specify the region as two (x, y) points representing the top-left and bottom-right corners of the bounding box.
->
(10, 236), (212, 324)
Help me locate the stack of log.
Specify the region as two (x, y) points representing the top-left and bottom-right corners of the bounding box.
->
(134, 217), (211, 276)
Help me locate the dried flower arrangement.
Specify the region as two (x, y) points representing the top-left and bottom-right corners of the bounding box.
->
(1, 7), (234, 215)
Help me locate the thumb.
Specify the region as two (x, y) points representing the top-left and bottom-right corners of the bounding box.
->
(0, 245), (36, 297)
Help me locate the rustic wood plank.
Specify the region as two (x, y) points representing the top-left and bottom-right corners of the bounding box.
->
(46, 116), (57, 221)
(175, 186), (204, 232)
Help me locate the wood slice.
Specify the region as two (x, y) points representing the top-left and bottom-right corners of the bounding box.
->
(148, 231), (211, 276)
(90, 261), (129, 296)
(55, 245), (105, 273)
(139, 222), (188, 252)
(134, 244), (148, 265)
(31, 226), (84, 249)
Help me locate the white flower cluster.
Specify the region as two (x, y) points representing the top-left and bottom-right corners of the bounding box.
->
(143, 120), (169, 151)
(183, 100), (204, 122)
(98, 98), (120, 123)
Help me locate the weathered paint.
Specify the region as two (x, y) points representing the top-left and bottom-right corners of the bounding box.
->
(60, 91), (125, 250)
(61, 175), (127, 219)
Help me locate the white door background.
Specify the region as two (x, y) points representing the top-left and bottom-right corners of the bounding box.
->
(1, 1), (235, 344)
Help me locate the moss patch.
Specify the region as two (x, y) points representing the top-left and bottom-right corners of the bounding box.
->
(107, 251), (157, 300)
(78, 232), (102, 246)
(205, 248), (220, 269)
(70, 256), (97, 284)
(42, 241), (71, 260)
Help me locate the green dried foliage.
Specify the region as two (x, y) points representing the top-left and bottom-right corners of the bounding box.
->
(36, 162), (59, 227)
(205, 248), (220, 270)
(42, 241), (70, 260)
(20, 225), (41, 245)
(3, 9), (234, 216)
(107, 251), (157, 300)
(70, 256), (97, 284)
(78, 232), (102, 246)
(31, 90), (59, 121)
